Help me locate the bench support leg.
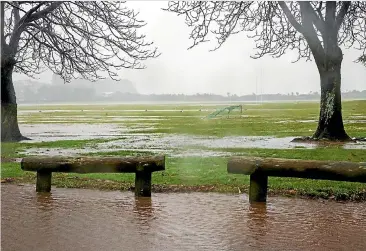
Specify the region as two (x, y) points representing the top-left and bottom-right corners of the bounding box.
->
(36, 171), (52, 192)
(135, 171), (152, 197)
(249, 172), (268, 203)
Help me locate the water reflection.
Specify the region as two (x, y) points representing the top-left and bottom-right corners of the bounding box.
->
(2, 185), (366, 251)
(133, 197), (155, 233)
(247, 202), (269, 237)
(134, 197), (153, 217)
(36, 192), (55, 211)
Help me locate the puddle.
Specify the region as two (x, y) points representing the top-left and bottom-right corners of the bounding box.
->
(344, 120), (366, 124)
(18, 123), (164, 143)
(22, 133), (366, 158)
(19, 109), (211, 114)
(275, 120), (316, 124)
(350, 116), (366, 119)
(19, 123), (130, 142)
(173, 149), (231, 157)
(274, 119), (366, 124)
(3, 185), (366, 251)
(101, 134), (366, 150)
(23, 147), (166, 157)
(22, 133), (231, 158)
(246, 108), (306, 111)
(20, 115), (168, 121)
(18, 110), (77, 114)
(23, 147), (230, 158)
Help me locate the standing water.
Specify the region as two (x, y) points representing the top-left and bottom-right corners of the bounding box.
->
(2, 184), (366, 251)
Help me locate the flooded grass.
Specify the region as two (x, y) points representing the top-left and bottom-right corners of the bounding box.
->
(2, 100), (366, 200)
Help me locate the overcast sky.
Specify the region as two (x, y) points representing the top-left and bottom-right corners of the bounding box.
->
(14, 1), (366, 96)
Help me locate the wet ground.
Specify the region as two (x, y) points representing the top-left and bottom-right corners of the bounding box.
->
(19, 123), (156, 142)
(2, 184), (366, 251)
(15, 102), (366, 158)
(21, 123), (366, 157)
(19, 123), (125, 141)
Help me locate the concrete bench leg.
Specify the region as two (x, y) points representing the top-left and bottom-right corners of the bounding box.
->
(36, 171), (52, 192)
(135, 171), (152, 197)
(249, 172), (268, 203)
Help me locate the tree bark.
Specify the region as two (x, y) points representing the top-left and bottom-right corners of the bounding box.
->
(312, 47), (351, 141)
(1, 58), (29, 142)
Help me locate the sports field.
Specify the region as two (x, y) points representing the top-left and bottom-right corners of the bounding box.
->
(2, 100), (365, 200)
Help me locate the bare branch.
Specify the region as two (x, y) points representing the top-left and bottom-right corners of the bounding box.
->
(301, 1), (325, 35)
(22, 2), (62, 23)
(1, 1), (159, 82)
(12, 2), (20, 24)
(336, 1), (351, 32)
(164, 1), (365, 68)
(8, 2), (25, 54)
(299, 2), (325, 69)
(278, 1), (304, 34)
(325, 1), (337, 27)
(316, 1), (324, 21)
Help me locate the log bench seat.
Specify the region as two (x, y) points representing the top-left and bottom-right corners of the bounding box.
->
(21, 156), (165, 197)
(227, 157), (366, 203)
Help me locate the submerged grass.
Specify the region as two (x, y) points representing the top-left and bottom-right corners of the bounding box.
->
(2, 100), (366, 200)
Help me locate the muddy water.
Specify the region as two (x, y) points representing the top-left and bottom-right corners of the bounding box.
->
(2, 185), (366, 251)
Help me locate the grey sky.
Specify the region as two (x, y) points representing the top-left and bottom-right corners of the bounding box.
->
(13, 1), (366, 96)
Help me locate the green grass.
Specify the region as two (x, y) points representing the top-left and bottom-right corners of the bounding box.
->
(1, 163), (24, 177)
(18, 100), (366, 137)
(2, 100), (366, 200)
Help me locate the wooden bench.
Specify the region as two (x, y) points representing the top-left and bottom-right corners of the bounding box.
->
(227, 157), (366, 203)
(21, 156), (165, 197)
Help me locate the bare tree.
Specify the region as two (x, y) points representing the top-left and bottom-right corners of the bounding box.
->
(1, 1), (159, 142)
(164, 1), (366, 141)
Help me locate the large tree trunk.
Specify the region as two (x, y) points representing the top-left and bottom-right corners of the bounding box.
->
(312, 48), (351, 141)
(1, 59), (29, 142)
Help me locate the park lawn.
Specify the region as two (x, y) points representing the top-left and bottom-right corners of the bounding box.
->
(1, 100), (366, 200)
(18, 100), (366, 137)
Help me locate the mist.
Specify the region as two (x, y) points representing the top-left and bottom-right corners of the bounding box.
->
(13, 1), (366, 96)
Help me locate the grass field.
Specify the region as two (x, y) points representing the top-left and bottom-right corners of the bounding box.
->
(2, 100), (366, 200)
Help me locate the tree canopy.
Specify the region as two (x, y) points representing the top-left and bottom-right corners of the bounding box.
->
(164, 1), (366, 68)
(1, 1), (159, 82)
(164, 1), (366, 141)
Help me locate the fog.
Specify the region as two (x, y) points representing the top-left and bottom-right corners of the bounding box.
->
(13, 1), (366, 96)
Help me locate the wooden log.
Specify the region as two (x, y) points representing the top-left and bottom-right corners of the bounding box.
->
(36, 171), (52, 192)
(21, 156), (165, 173)
(135, 171), (152, 197)
(228, 157), (366, 183)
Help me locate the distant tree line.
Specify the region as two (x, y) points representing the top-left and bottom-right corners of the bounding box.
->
(17, 86), (366, 104)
